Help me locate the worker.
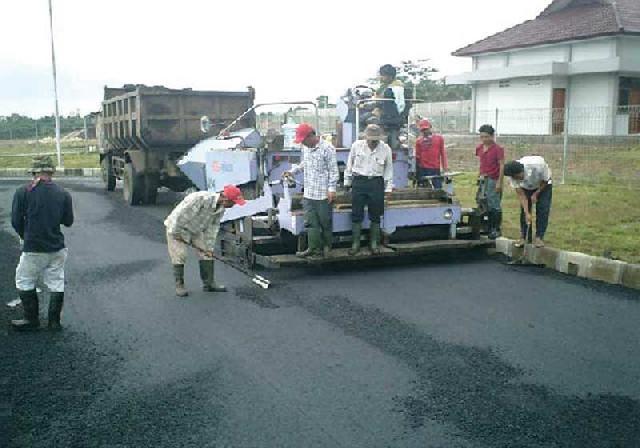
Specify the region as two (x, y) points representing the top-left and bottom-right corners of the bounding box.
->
(164, 185), (246, 297)
(11, 155), (74, 331)
(476, 124), (505, 240)
(283, 123), (339, 258)
(376, 64), (405, 149)
(344, 124), (394, 255)
(415, 119), (448, 189)
(503, 156), (553, 248)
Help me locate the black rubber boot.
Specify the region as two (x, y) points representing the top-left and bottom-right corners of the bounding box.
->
(11, 290), (40, 331)
(48, 292), (64, 331)
(199, 260), (227, 292)
(488, 211), (498, 240)
(173, 264), (189, 297)
(348, 223), (362, 255)
(369, 222), (382, 255)
(495, 211), (503, 237)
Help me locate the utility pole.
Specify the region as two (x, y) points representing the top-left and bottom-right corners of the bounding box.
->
(48, 0), (63, 168)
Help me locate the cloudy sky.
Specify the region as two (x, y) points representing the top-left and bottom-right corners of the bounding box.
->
(1, 0), (552, 117)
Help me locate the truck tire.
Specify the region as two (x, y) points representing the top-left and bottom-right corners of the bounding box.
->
(143, 175), (159, 205)
(123, 163), (145, 206)
(101, 156), (116, 191)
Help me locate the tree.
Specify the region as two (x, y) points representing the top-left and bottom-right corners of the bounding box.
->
(370, 60), (471, 102)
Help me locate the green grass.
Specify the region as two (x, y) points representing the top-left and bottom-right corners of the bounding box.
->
(454, 173), (640, 264)
(0, 139), (100, 169)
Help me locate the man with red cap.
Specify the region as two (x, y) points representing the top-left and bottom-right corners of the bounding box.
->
(414, 119), (448, 189)
(284, 123), (339, 258)
(164, 184), (246, 297)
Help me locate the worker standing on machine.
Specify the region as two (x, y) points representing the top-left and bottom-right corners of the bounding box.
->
(376, 64), (405, 149)
(283, 123), (339, 259)
(476, 124), (505, 240)
(164, 185), (246, 297)
(415, 119), (448, 189)
(344, 124), (394, 255)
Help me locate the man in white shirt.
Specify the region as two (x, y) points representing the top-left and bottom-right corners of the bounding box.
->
(344, 124), (394, 255)
(504, 156), (553, 248)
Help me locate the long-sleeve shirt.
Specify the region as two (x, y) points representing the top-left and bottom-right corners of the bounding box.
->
(344, 140), (394, 192)
(164, 191), (225, 249)
(415, 134), (448, 170)
(290, 140), (339, 200)
(12, 180), (74, 253)
(509, 156), (553, 191)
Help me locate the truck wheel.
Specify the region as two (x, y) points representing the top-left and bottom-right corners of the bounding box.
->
(123, 163), (145, 206)
(101, 156), (116, 191)
(143, 175), (159, 205)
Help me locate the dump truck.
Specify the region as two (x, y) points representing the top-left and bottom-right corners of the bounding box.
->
(97, 84), (255, 205)
(176, 101), (493, 269)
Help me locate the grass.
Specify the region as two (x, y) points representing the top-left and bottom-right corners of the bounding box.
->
(0, 139), (100, 169)
(454, 173), (640, 264)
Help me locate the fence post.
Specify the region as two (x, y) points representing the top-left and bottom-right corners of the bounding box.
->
(495, 108), (499, 138)
(562, 87), (571, 185)
(83, 115), (88, 152)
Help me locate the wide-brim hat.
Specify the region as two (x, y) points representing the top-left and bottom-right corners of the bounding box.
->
(363, 124), (386, 141)
(30, 155), (56, 173)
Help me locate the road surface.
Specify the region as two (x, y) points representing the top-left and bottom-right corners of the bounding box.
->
(1, 178), (639, 447)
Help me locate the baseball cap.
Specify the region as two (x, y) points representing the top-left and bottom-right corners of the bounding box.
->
(419, 119), (432, 130)
(223, 184), (246, 206)
(294, 123), (315, 144)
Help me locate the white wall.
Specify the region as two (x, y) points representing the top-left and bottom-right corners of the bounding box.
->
(474, 78), (552, 134)
(619, 36), (640, 64)
(567, 73), (616, 135)
(476, 54), (507, 70)
(572, 38), (616, 62)
(509, 45), (569, 66)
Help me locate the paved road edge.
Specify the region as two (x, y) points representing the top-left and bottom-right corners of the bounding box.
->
(493, 237), (640, 291)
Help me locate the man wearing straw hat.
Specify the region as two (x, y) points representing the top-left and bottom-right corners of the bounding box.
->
(10, 155), (74, 331)
(344, 124), (394, 255)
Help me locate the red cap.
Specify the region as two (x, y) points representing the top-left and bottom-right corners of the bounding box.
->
(294, 123), (315, 144)
(223, 184), (246, 206)
(419, 119), (432, 130)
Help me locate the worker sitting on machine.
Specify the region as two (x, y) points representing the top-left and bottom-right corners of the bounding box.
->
(344, 124), (394, 255)
(164, 185), (246, 297)
(376, 64), (406, 149)
(415, 119), (448, 189)
(283, 123), (339, 259)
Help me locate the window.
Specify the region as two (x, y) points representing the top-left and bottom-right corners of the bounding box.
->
(618, 77), (640, 114)
(499, 80), (511, 88)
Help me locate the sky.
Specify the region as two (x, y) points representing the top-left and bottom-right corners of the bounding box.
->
(0, 0), (553, 118)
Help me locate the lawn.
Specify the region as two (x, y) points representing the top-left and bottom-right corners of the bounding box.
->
(0, 139), (100, 169)
(454, 173), (640, 264)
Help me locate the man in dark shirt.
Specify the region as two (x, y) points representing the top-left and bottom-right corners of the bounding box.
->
(11, 156), (74, 331)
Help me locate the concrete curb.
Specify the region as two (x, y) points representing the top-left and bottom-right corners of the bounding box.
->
(0, 168), (101, 177)
(495, 237), (640, 291)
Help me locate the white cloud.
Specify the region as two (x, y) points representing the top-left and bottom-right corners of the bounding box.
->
(0, 0), (552, 117)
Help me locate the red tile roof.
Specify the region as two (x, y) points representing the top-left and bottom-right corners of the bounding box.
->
(453, 0), (640, 57)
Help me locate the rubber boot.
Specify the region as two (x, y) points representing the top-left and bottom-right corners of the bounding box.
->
(11, 290), (40, 331)
(173, 264), (189, 297)
(495, 210), (503, 237)
(200, 260), (227, 292)
(369, 222), (382, 255)
(296, 228), (322, 258)
(322, 230), (333, 258)
(488, 211), (498, 240)
(348, 223), (362, 255)
(48, 292), (64, 331)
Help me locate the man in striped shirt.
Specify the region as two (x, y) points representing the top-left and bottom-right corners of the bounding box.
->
(284, 124), (339, 258)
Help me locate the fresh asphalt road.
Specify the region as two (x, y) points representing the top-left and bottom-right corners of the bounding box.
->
(1, 178), (639, 448)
